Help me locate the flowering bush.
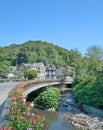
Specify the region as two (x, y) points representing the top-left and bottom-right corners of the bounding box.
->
(0, 81), (45, 130)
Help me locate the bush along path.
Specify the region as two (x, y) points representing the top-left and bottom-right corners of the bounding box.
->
(0, 81), (45, 130)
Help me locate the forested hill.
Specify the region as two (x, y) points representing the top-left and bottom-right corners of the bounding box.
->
(2, 40), (82, 67)
(1, 41), (103, 109)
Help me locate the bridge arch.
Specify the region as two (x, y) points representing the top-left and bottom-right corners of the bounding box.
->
(24, 80), (73, 97)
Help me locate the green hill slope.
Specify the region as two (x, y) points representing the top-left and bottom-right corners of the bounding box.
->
(3, 40), (82, 68)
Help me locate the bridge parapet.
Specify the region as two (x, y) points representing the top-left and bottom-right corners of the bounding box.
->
(23, 78), (73, 97)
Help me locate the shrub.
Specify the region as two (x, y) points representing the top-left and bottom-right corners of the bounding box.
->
(34, 87), (60, 109)
(24, 69), (37, 79)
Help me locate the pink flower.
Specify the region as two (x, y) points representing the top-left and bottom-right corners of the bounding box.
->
(0, 126), (7, 130)
(18, 116), (25, 121)
(11, 96), (16, 101)
(7, 127), (12, 130)
(32, 120), (36, 125)
(35, 115), (41, 120)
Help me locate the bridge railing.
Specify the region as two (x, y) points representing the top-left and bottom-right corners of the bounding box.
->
(0, 76), (74, 83)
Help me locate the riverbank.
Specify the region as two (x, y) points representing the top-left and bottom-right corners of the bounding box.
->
(59, 91), (103, 130)
(64, 109), (103, 130)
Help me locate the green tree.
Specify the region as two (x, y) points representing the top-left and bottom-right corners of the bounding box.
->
(69, 49), (85, 78)
(3, 44), (21, 66)
(0, 48), (10, 78)
(17, 48), (28, 65)
(96, 67), (103, 83)
(85, 45), (103, 78)
(24, 69), (37, 79)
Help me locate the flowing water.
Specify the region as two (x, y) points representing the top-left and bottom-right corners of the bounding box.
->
(32, 91), (77, 130)
(30, 89), (103, 130)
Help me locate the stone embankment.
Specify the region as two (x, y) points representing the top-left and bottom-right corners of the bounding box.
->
(59, 92), (103, 130)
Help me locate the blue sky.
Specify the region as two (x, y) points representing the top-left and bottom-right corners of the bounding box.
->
(0, 0), (103, 55)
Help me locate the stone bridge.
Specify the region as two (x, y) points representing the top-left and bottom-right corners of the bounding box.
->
(24, 78), (73, 97)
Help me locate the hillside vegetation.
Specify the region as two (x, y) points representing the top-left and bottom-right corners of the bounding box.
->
(0, 41), (103, 109)
(3, 40), (82, 67)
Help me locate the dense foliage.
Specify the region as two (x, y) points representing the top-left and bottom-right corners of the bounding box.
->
(2, 40), (83, 72)
(73, 79), (103, 109)
(2, 41), (70, 66)
(73, 45), (103, 109)
(1, 40), (85, 82)
(1, 41), (103, 108)
(34, 87), (60, 109)
(24, 69), (38, 79)
(0, 48), (10, 77)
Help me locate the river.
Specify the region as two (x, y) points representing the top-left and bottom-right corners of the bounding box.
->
(30, 89), (103, 130)
(31, 91), (77, 130)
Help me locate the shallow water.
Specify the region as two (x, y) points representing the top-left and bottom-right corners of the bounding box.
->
(49, 113), (75, 130)
(32, 108), (75, 130)
(32, 91), (76, 130)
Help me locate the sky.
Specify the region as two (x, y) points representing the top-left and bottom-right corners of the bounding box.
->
(0, 0), (103, 55)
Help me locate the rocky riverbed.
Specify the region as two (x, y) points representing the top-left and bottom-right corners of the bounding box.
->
(65, 112), (103, 130)
(59, 91), (103, 130)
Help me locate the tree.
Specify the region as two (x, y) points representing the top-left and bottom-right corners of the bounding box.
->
(69, 49), (84, 77)
(24, 69), (37, 79)
(85, 45), (103, 78)
(17, 49), (28, 65)
(0, 48), (10, 78)
(96, 66), (103, 83)
(85, 45), (103, 60)
(3, 40), (81, 67)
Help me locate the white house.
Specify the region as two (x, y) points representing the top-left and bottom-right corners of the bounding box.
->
(32, 62), (45, 79)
